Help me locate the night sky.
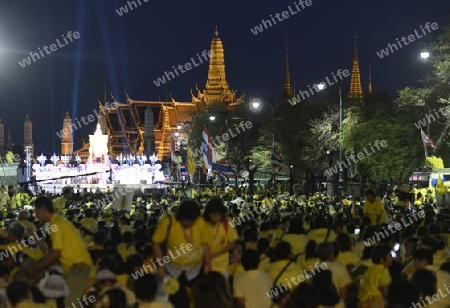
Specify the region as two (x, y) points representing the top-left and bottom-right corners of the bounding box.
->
(1, 0), (449, 154)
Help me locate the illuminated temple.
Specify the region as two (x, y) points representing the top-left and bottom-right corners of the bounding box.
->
(73, 27), (244, 161)
(348, 36), (365, 105)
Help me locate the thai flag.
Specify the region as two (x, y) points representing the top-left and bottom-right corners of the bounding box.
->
(217, 172), (226, 183)
(212, 163), (237, 178)
(421, 129), (437, 149)
(202, 125), (216, 170)
(271, 149), (283, 168)
(180, 164), (189, 177)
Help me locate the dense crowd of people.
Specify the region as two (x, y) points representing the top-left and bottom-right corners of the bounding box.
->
(0, 183), (446, 308)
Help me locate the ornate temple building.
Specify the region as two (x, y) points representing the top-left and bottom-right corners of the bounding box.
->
(348, 36), (364, 105)
(72, 27), (244, 161)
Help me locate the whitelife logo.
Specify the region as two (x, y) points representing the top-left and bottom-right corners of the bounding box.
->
(116, 0), (149, 16)
(152, 50), (215, 87)
(131, 243), (193, 279)
(190, 121), (253, 158)
(414, 106), (450, 130)
(250, 0), (313, 35)
(325, 140), (388, 177)
(288, 69), (350, 106)
(363, 211), (425, 247)
(18, 31), (81, 68)
(376, 22), (439, 59)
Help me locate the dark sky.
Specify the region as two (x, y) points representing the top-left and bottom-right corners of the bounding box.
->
(0, 0), (449, 154)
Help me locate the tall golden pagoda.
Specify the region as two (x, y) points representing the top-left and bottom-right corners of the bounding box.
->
(192, 25), (244, 109)
(281, 28), (293, 100)
(368, 64), (373, 95)
(348, 36), (364, 105)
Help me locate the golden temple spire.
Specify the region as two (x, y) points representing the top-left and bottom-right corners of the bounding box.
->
(368, 64), (373, 94)
(282, 28), (293, 100)
(214, 24), (219, 38)
(204, 25), (231, 105)
(348, 36), (364, 105)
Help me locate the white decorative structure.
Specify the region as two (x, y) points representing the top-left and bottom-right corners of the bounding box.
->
(89, 124), (109, 166)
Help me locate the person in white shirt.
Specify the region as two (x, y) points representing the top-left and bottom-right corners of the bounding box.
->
(234, 250), (273, 308)
(232, 194), (245, 208)
(316, 242), (352, 302)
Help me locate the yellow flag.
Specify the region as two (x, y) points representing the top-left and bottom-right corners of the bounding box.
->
(187, 146), (196, 175)
(437, 175), (445, 197)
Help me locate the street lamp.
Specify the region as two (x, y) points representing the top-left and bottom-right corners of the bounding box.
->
(316, 82), (326, 91)
(209, 115), (216, 121)
(420, 52), (430, 59)
(249, 98), (262, 112)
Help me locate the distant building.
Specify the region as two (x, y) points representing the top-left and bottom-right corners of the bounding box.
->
(61, 111), (74, 155)
(23, 114), (33, 157)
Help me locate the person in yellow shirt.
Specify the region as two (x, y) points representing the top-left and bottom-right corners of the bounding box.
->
(265, 242), (304, 292)
(80, 208), (98, 234)
(363, 189), (383, 226)
(358, 245), (392, 308)
(203, 197), (238, 278)
(12, 187), (30, 209)
(152, 199), (211, 308)
(282, 218), (307, 256)
(261, 193), (275, 209)
(52, 188), (71, 214)
(25, 196), (93, 308)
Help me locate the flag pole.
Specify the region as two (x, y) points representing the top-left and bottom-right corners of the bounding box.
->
(421, 129), (428, 159)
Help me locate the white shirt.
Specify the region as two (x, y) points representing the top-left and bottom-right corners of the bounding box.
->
(324, 261), (352, 298)
(234, 270), (273, 308)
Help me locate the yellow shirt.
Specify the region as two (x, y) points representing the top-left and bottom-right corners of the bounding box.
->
(282, 234), (307, 255)
(358, 264), (391, 303)
(258, 255), (271, 271)
(12, 193), (30, 208)
(52, 196), (68, 214)
(229, 262), (245, 277)
(363, 197), (383, 226)
(307, 228), (336, 244)
(265, 260), (304, 290)
(50, 214), (93, 274)
(298, 256), (320, 272)
(80, 217), (98, 233)
(4, 242), (44, 261)
(152, 216), (211, 266)
(336, 251), (359, 267)
(208, 222), (238, 273)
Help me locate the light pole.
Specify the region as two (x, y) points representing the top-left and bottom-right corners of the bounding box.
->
(338, 83), (344, 196)
(316, 69), (344, 196)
